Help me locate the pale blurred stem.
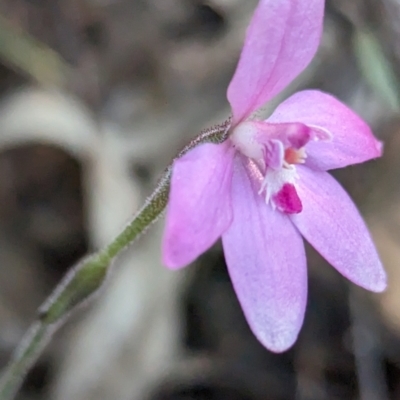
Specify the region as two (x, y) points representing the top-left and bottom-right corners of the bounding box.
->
(0, 122), (230, 400)
(0, 13), (70, 86)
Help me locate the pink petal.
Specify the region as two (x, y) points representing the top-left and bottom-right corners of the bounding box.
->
(227, 0), (324, 126)
(291, 166), (387, 292)
(162, 142), (235, 269)
(222, 156), (307, 352)
(267, 90), (382, 170)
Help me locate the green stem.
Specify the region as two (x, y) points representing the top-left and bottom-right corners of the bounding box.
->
(103, 168), (172, 261)
(0, 120), (230, 400)
(0, 168), (172, 400)
(0, 323), (47, 400)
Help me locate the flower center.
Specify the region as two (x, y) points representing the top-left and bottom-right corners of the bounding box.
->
(231, 121), (322, 214)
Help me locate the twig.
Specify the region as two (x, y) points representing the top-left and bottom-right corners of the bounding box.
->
(0, 13), (70, 87)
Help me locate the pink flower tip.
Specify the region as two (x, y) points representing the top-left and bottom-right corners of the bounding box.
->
(368, 273), (387, 293)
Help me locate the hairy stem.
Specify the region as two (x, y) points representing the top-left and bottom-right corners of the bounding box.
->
(0, 120), (230, 400)
(0, 323), (47, 400)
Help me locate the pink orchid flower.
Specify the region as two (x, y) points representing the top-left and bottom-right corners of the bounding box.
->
(162, 0), (387, 352)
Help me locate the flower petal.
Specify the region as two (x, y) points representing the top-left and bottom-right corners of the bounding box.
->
(291, 166), (387, 292)
(162, 142), (234, 269)
(227, 0), (324, 125)
(267, 90), (382, 170)
(222, 156), (307, 352)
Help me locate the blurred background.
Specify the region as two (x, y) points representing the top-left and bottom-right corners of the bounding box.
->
(1, 0), (400, 399)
